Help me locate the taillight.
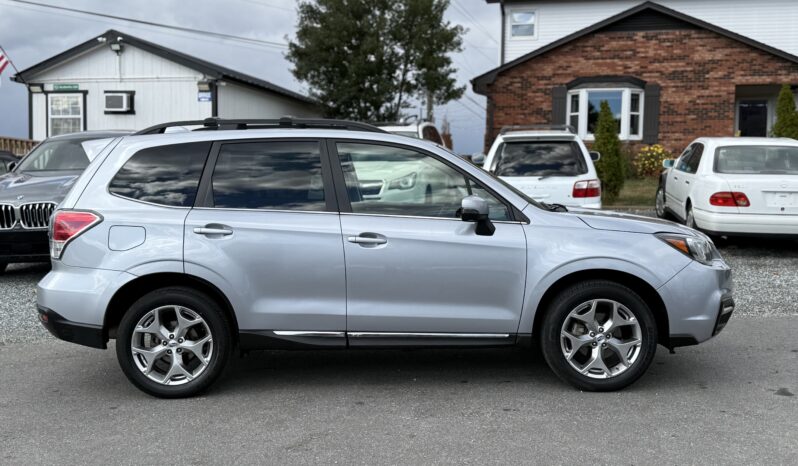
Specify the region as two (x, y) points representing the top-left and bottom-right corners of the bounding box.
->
(50, 211), (102, 259)
(573, 179), (601, 198)
(709, 192), (750, 207)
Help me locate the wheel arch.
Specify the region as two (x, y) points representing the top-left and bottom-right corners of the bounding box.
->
(104, 272), (239, 343)
(530, 269), (670, 349)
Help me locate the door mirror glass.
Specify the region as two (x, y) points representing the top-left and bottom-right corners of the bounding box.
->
(460, 195), (495, 236)
(589, 151), (601, 162)
(662, 159), (675, 169)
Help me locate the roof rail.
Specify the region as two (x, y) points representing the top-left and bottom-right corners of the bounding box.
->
(134, 117), (388, 135)
(499, 124), (576, 135)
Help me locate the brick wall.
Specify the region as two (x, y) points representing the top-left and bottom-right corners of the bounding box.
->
(484, 28), (798, 153)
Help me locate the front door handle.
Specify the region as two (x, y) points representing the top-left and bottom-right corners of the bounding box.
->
(347, 234), (387, 245)
(194, 227), (233, 236)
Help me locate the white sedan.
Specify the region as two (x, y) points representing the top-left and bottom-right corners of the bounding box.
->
(656, 137), (798, 237)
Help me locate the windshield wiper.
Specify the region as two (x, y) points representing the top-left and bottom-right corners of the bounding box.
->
(541, 202), (568, 212)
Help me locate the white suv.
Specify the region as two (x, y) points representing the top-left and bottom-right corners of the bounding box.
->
(483, 127), (602, 209)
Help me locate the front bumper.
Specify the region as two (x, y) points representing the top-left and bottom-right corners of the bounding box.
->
(38, 306), (106, 349)
(693, 208), (798, 237)
(659, 259), (734, 347)
(0, 229), (50, 263)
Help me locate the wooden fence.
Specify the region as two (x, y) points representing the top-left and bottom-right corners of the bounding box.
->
(0, 136), (38, 156)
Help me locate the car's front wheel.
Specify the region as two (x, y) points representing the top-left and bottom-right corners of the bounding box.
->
(116, 287), (233, 398)
(541, 280), (657, 391)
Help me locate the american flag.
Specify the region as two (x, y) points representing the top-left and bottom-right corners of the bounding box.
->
(0, 50), (9, 87)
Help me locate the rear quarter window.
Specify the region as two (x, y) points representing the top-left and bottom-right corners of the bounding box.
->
(108, 142), (211, 207)
(495, 141), (587, 177)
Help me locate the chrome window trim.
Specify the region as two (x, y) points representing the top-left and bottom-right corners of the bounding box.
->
(339, 211), (525, 225)
(106, 191), (192, 210)
(191, 206), (338, 215)
(273, 331), (345, 337)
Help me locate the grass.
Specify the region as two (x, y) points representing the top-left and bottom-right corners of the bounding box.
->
(604, 177), (659, 208)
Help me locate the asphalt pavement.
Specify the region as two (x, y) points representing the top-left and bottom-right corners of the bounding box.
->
(0, 316), (796, 464)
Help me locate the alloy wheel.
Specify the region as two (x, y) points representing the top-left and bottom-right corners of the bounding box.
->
(655, 188), (665, 217)
(130, 305), (213, 386)
(560, 299), (643, 379)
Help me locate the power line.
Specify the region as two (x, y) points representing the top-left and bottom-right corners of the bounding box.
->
(450, 0), (499, 46)
(238, 0), (294, 12)
(463, 93), (486, 112)
(6, 0), (289, 49)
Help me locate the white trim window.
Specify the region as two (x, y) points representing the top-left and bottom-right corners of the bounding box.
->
(509, 9), (537, 39)
(48, 93), (84, 136)
(566, 88), (644, 141)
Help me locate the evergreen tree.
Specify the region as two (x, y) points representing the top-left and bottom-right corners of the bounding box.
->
(772, 84), (798, 139)
(287, 0), (464, 121)
(593, 101), (625, 203)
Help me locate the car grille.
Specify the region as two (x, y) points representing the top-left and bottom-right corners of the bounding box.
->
(0, 204), (15, 230)
(19, 202), (57, 229)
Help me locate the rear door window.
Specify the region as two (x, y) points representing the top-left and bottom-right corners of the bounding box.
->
(109, 142), (210, 207)
(211, 141), (327, 211)
(495, 141), (587, 177)
(714, 145), (798, 174)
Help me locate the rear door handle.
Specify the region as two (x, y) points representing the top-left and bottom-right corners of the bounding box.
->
(347, 235), (387, 245)
(194, 227), (233, 236)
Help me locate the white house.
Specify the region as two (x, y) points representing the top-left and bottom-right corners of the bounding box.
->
(12, 29), (320, 140)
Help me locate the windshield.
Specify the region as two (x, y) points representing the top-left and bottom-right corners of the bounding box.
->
(15, 139), (90, 172)
(496, 141), (588, 177)
(714, 145), (798, 175)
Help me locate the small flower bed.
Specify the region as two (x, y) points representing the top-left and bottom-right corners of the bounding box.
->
(634, 144), (673, 177)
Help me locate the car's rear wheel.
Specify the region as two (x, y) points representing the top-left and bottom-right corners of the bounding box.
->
(541, 280), (657, 391)
(655, 186), (667, 218)
(685, 205), (697, 229)
(116, 287), (232, 398)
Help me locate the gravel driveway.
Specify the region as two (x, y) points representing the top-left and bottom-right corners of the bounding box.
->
(1, 237), (796, 345)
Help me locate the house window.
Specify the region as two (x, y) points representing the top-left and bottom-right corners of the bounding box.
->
(48, 94), (84, 136)
(566, 88), (644, 141)
(510, 10), (536, 38)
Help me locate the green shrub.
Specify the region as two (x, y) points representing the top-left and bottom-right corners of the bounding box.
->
(772, 84), (798, 139)
(634, 144), (673, 177)
(593, 100), (625, 202)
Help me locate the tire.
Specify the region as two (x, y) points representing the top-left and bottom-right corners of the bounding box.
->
(116, 287), (233, 398)
(685, 204), (697, 229)
(655, 186), (667, 219)
(540, 280), (657, 391)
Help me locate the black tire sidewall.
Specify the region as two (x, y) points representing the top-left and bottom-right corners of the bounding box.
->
(541, 280), (657, 391)
(116, 287), (232, 398)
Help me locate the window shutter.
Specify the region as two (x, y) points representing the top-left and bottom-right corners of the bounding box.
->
(643, 83), (661, 144)
(551, 86), (567, 124)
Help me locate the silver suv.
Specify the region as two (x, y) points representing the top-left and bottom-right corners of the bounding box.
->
(37, 118), (734, 398)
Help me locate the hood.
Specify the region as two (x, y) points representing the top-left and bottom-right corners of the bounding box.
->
(570, 208), (695, 235)
(0, 171), (80, 203)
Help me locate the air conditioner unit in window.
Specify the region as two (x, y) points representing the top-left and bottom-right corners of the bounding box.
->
(104, 92), (132, 112)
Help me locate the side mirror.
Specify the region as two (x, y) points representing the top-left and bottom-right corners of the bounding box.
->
(470, 153), (485, 166)
(459, 195), (495, 236)
(7, 162), (16, 172)
(589, 151), (601, 162)
(662, 159), (675, 169)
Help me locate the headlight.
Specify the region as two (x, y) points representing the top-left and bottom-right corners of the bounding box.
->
(656, 233), (717, 265)
(387, 172), (417, 190)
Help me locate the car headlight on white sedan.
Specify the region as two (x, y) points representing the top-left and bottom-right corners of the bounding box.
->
(656, 233), (718, 265)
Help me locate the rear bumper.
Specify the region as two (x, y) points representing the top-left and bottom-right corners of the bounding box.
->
(38, 306), (106, 349)
(0, 229), (50, 263)
(693, 208), (798, 236)
(659, 259), (734, 347)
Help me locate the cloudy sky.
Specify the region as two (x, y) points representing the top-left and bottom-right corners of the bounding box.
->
(0, 0), (500, 153)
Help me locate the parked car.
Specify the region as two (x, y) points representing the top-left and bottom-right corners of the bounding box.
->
(482, 126), (602, 209)
(0, 150), (20, 175)
(656, 137), (798, 237)
(0, 131), (130, 273)
(378, 121), (445, 146)
(38, 117), (732, 398)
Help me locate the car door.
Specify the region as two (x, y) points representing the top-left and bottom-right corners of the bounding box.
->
(681, 143), (704, 209)
(329, 140), (528, 346)
(666, 144), (695, 219)
(184, 139), (347, 346)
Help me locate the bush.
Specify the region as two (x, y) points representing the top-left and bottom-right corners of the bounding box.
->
(772, 84), (798, 139)
(634, 144), (673, 177)
(593, 100), (625, 202)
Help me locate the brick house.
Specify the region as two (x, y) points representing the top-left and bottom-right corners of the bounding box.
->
(472, 1), (798, 153)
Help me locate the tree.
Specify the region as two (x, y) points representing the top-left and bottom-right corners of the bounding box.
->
(772, 84), (798, 139)
(593, 100), (625, 203)
(287, 0), (464, 122)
